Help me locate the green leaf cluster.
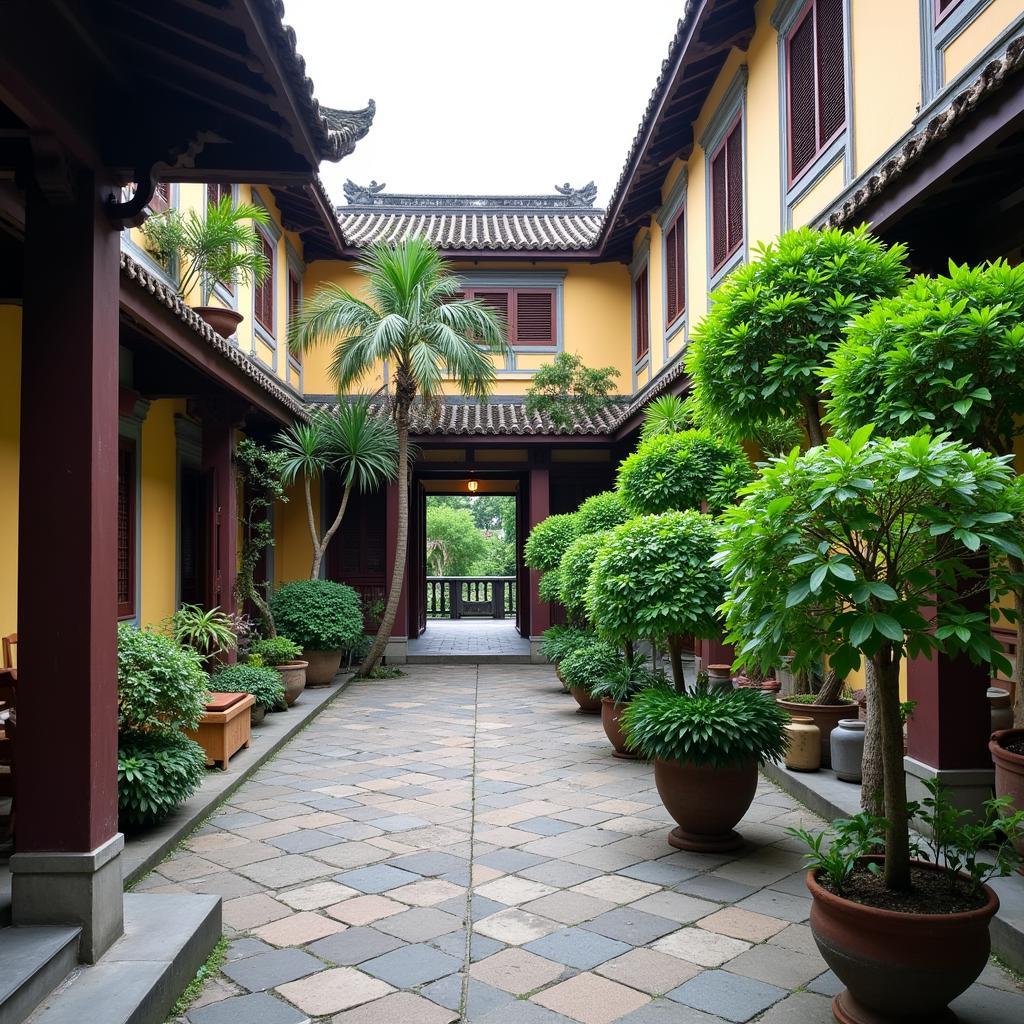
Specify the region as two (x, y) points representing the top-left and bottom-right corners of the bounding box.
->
(538, 626), (595, 665)
(117, 730), (207, 829)
(524, 513), (580, 571)
(168, 604), (237, 660)
(576, 491), (630, 534)
(249, 635), (302, 666)
(559, 640), (625, 695)
(210, 663), (286, 711)
(558, 530), (610, 620)
(270, 579), (365, 652)
(426, 502), (490, 575)
(524, 352), (621, 431)
(589, 654), (671, 704)
(622, 685), (788, 767)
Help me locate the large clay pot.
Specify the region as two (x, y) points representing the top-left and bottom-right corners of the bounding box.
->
(570, 686), (601, 714)
(277, 660), (308, 706)
(193, 305), (244, 337)
(653, 758), (757, 852)
(990, 728), (1024, 860)
(776, 698), (857, 767)
(601, 698), (636, 759)
(831, 719), (866, 783)
(806, 861), (998, 1023)
(783, 716), (821, 772)
(303, 648), (342, 686)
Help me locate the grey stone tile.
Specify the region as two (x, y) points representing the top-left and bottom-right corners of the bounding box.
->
(212, 811), (268, 830)
(723, 943), (825, 989)
(755, 991), (836, 1023)
(615, 1000), (723, 1024)
(518, 817), (579, 836)
(220, 947), (324, 991)
(307, 926), (404, 965)
(431, 929), (505, 962)
(361, 942), (463, 987)
(806, 969), (842, 997)
(374, 906), (464, 942)
(582, 907), (679, 944)
(336, 864), (423, 893)
(265, 829), (343, 854)
(951, 981), (1024, 1021)
(225, 937), (275, 962)
(523, 926), (631, 970)
(669, 970), (788, 1023)
(735, 889), (811, 923)
(436, 894), (505, 921)
(470, 1000), (575, 1023)
(187, 992), (308, 1024)
(386, 851), (469, 876)
(234, 854), (332, 888)
(675, 875), (758, 904)
(618, 861), (698, 886)
(518, 862), (603, 889)
(475, 850), (548, 872)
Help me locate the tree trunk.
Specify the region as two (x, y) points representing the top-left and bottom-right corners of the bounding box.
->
(624, 640), (634, 663)
(358, 408), (409, 676)
(311, 482), (352, 582)
(800, 392), (826, 447)
(667, 635), (685, 693)
(813, 669), (843, 705)
(875, 646), (910, 891)
(860, 658), (884, 817)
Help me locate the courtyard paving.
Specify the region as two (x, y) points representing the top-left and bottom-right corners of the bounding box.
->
(144, 664), (1024, 1024)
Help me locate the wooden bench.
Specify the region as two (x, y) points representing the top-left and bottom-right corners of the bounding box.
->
(185, 691), (254, 770)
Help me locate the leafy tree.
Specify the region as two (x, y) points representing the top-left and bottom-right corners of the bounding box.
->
(525, 352), (620, 430)
(277, 399), (399, 580)
(686, 225), (908, 445)
(425, 502), (488, 575)
(587, 511), (723, 692)
(716, 429), (1022, 891)
(469, 536), (516, 577)
(576, 491), (629, 534)
(524, 513), (580, 572)
(617, 430), (751, 516)
(558, 530), (609, 624)
(291, 239), (508, 675)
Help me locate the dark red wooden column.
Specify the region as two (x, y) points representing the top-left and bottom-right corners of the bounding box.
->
(200, 403), (243, 615)
(528, 464), (551, 638)
(14, 168), (124, 958)
(698, 635), (735, 671)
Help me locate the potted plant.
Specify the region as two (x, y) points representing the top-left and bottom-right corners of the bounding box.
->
(717, 429), (1024, 1020)
(560, 641), (623, 714)
(590, 654), (669, 758)
(250, 635), (307, 706)
(990, 728), (1024, 860)
(539, 625), (595, 691)
(776, 670), (857, 767)
(209, 663), (286, 725)
(141, 194), (271, 336)
(557, 530), (610, 626)
(269, 579), (364, 685)
(525, 512), (582, 622)
(622, 683), (787, 850)
(167, 603), (237, 666)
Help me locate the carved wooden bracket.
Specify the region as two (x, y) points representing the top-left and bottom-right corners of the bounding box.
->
(104, 166), (156, 229)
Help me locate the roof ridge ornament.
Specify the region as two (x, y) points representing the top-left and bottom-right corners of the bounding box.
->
(343, 178), (387, 204)
(554, 181), (598, 206)
(340, 182), (603, 212)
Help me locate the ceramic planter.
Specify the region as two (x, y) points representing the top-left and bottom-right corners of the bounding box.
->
(783, 716), (821, 772)
(570, 686), (601, 714)
(303, 648), (342, 686)
(653, 757), (757, 852)
(707, 664), (733, 693)
(601, 698), (637, 759)
(988, 688), (1013, 734)
(831, 719), (866, 783)
(277, 660), (308, 706)
(806, 860), (998, 1022)
(776, 698), (857, 768)
(193, 305), (244, 338)
(989, 728), (1024, 860)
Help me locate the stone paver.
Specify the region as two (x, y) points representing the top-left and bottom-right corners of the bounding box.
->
(167, 664), (1024, 1024)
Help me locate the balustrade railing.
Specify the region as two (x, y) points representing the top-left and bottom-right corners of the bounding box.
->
(426, 576), (517, 619)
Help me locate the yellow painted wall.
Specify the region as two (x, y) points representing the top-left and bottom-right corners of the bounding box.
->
(276, 478), (319, 586)
(0, 306), (20, 638)
(943, 0), (1022, 83)
(791, 158), (846, 228)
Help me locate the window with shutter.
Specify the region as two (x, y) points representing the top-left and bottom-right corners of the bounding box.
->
(710, 115), (743, 274)
(711, 149), (728, 270)
(254, 231), (275, 335)
(786, 0), (846, 186)
(117, 439), (136, 618)
(514, 290), (555, 346)
(665, 210), (685, 327)
(288, 270), (301, 361)
(148, 182), (171, 214)
(726, 126), (743, 253)
(634, 267), (649, 363)
(207, 182), (230, 209)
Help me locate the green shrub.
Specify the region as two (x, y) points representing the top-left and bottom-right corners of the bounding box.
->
(210, 663), (285, 711)
(117, 730), (207, 829)
(168, 604), (236, 659)
(557, 531), (609, 620)
(524, 513), (580, 571)
(117, 623), (209, 733)
(560, 641), (624, 694)
(538, 569), (563, 605)
(250, 635), (302, 666)
(589, 654), (670, 704)
(270, 579), (364, 651)
(617, 430), (750, 515)
(539, 626), (595, 665)
(622, 686), (788, 767)
(576, 491), (629, 534)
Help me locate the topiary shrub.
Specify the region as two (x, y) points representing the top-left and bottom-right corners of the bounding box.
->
(270, 579), (364, 652)
(539, 625), (596, 665)
(560, 640), (624, 695)
(617, 430), (750, 515)
(524, 513), (580, 572)
(117, 730), (207, 830)
(558, 531), (609, 622)
(587, 511), (723, 691)
(576, 491), (630, 534)
(250, 635), (302, 666)
(210, 663), (286, 711)
(117, 623), (209, 733)
(538, 568), (563, 605)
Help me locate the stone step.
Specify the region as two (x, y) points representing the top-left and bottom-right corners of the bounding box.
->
(0, 924), (80, 1024)
(407, 654), (532, 664)
(25, 893), (220, 1024)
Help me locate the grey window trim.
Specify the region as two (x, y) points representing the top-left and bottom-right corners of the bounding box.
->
(285, 240), (305, 391)
(252, 219), (280, 364)
(920, 0), (995, 105)
(118, 397), (149, 626)
(121, 184), (180, 291)
(656, 168), (689, 358)
(174, 415), (203, 610)
(630, 239), (651, 391)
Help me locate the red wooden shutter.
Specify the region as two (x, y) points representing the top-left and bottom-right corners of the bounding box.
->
(665, 212), (685, 325)
(816, 0), (845, 146)
(255, 232), (275, 333)
(207, 182), (229, 208)
(514, 289), (555, 345)
(788, 7), (817, 179)
(117, 440), (136, 618)
(635, 267), (649, 362)
(711, 149), (728, 270)
(471, 289), (511, 339)
(726, 123), (744, 254)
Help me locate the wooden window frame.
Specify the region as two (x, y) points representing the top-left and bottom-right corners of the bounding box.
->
(458, 285), (558, 349)
(254, 227), (276, 338)
(935, 0), (965, 25)
(709, 111), (744, 275)
(664, 206), (686, 330)
(117, 436), (137, 620)
(633, 265), (650, 365)
(207, 183), (236, 297)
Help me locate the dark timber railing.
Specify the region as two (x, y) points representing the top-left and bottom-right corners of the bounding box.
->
(426, 576), (517, 619)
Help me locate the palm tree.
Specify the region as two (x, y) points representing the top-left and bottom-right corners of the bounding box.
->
(276, 398), (400, 580)
(290, 238), (509, 674)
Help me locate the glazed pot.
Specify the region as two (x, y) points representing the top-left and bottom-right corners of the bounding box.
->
(276, 660), (308, 706)
(303, 648), (342, 686)
(776, 698), (857, 768)
(783, 716), (821, 772)
(193, 305), (244, 338)
(707, 664), (733, 693)
(653, 757), (757, 852)
(250, 704), (266, 726)
(570, 686), (601, 714)
(989, 728), (1024, 859)
(806, 860), (998, 1023)
(988, 687), (1013, 734)
(831, 719), (866, 783)
(601, 698), (637, 759)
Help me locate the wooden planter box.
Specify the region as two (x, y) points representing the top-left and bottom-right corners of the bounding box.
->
(185, 691), (254, 770)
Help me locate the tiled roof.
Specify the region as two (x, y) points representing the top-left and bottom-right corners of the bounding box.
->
(120, 251), (308, 421)
(337, 182), (604, 252)
(825, 33), (1024, 228)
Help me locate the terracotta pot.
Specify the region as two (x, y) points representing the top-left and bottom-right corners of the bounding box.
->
(193, 305), (243, 337)
(776, 698), (857, 767)
(653, 757), (757, 852)
(277, 660), (308, 706)
(303, 648), (342, 686)
(601, 698), (637, 759)
(569, 686), (601, 714)
(250, 704), (266, 726)
(806, 860), (998, 1022)
(990, 728), (1024, 860)
(555, 666), (568, 692)
(783, 716), (821, 772)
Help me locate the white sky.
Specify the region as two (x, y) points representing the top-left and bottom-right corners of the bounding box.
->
(284, 0), (684, 208)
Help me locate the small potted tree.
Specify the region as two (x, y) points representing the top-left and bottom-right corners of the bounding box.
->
(717, 428), (1024, 1020)
(539, 625), (595, 691)
(559, 640), (624, 714)
(250, 635), (307, 706)
(141, 195), (271, 337)
(590, 655), (669, 758)
(270, 579), (364, 685)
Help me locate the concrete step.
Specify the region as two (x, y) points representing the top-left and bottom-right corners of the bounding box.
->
(0, 924), (80, 1024)
(25, 893), (220, 1024)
